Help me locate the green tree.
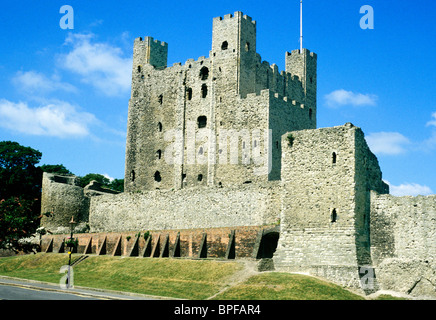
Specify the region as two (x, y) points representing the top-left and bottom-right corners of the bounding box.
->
(0, 197), (41, 253)
(108, 178), (124, 192)
(78, 173), (124, 192)
(39, 164), (73, 175)
(0, 141), (42, 200)
(78, 173), (110, 188)
(0, 141), (43, 252)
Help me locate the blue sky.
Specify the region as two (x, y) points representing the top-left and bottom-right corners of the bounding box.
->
(0, 1), (435, 196)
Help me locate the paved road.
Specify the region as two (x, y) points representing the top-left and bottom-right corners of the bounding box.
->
(0, 277), (157, 300)
(0, 283), (107, 300)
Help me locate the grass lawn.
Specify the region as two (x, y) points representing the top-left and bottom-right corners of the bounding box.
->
(213, 272), (364, 300)
(0, 253), (385, 300)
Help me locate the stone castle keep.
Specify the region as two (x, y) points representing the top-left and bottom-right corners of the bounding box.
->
(40, 12), (436, 298)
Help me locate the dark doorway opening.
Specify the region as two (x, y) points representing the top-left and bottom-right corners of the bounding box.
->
(256, 231), (279, 259)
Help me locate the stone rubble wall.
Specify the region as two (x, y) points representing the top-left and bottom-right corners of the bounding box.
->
(370, 192), (436, 298)
(273, 125), (364, 289)
(40, 172), (90, 234)
(89, 182), (281, 233)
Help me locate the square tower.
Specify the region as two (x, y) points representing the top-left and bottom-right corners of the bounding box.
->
(133, 36), (168, 70)
(211, 12), (257, 98)
(285, 49), (317, 126)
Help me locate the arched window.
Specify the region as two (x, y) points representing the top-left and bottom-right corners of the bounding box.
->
(197, 116), (207, 128)
(221, 41), (228, 50)
(199, 67), (209, 80)
(158, 122), (163, 132)
(154, 171), (162, 182)
(137, 66), (141, 73)
(201, 84), (208, 98)
(245, 42), (250, 51)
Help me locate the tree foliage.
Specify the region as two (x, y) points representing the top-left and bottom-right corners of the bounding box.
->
(0, 141), (43, 252)
(39, 164), (73, 175)
(0, 141), (42, 200)
(0, 197), (42, 253)
(78, 173), (124, 192)
(107, 178), (124, 192)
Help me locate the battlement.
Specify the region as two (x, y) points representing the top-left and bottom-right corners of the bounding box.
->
(133, 36), (168, 70)
(213, 11), (256, 25)
(286, 48), (317, 58)
(136, 36), (167, 48)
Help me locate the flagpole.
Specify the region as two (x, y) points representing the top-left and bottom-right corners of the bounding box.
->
(300, 0), (303, 52)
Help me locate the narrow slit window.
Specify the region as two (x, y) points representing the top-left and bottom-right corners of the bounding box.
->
(197, 174), (203, 182)
(331, 209), (337, 223)
(156, 150), (162, 159)
(201, 84), (208, 98)
(332, 152), (337, 164)
(309, 108), (313, 120)
(158, 122), (163, 132)
(158, 94), (163, 105)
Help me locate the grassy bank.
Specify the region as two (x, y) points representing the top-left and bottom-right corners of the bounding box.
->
(0, 253), (369, 300)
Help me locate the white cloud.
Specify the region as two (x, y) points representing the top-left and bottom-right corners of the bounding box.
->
(103, 173), (115, 182)
(365, 132), (411, 155)
(12, 70), (76, 94)
(59, 33), (132, 96)
(426, 111), (436, 127)
(324, 89), (377, 108)
(0, 99), (97, 138)
(384, 180), (433, 197)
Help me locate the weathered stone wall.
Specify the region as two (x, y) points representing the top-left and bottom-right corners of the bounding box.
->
(40, 172), (90, 234)
(370, 192), (436, 297)
(40, 173), (121, 234)
(273, 124), (389, 291)
(89, 182), (280, 233)
(285, 49), (317, 120)
(274, 125), (362, 288)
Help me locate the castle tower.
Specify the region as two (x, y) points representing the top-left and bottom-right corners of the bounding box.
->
(285, 49), (317, 126)
(124, 12), (318, 192)
(274, 124), (388, 292)
(211, 12), (257, 98)
(133, 36), (168, 70)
